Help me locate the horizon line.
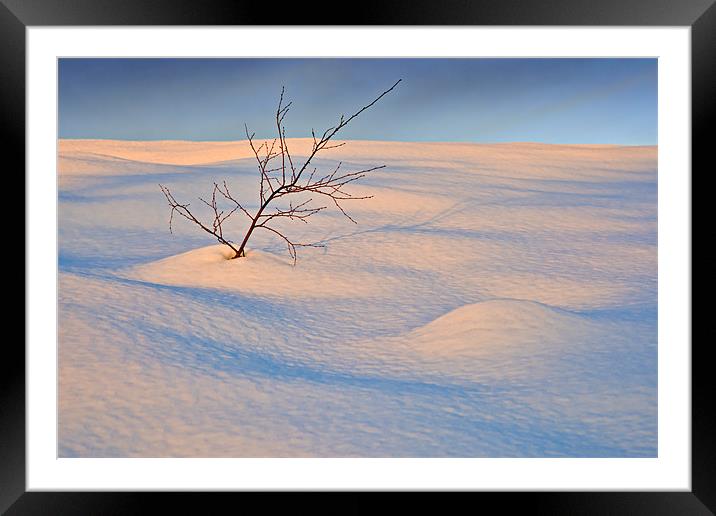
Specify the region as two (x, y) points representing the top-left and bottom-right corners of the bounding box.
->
(58, 137), (657, 147)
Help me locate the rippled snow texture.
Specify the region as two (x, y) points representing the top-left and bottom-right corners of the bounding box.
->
(58, 140), (657, 457)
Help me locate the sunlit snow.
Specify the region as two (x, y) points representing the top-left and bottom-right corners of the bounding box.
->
(58, 139), (657, 457)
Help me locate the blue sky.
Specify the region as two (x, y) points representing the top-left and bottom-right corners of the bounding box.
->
(58, 58), (657, 145)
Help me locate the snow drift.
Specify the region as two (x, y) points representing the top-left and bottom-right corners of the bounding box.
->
(58, 139), (657, 457)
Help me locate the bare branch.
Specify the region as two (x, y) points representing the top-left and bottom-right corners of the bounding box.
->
(255, 224), (325, 266)
(217, 181), (253, 220)
(159, 79), (401, 262)
(159, 183), (242, 257)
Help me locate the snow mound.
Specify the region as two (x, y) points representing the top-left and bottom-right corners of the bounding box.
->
(314, 299), (599, 384)
(127, 244), (395, 298)
(405, 299), (589, 358)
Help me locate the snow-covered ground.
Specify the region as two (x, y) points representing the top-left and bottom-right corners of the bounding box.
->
(58, 139), (657, 457)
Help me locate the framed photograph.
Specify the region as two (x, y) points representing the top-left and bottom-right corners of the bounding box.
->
(7, 0), (707, 512)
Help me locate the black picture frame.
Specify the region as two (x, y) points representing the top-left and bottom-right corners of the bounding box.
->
(5, 0), (708, 513)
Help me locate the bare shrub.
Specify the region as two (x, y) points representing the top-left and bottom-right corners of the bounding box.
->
(159, 79), (401, 264)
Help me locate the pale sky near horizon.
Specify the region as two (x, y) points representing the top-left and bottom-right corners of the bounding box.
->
(58, 58), (657, 145)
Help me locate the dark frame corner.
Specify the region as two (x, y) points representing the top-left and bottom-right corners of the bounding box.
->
(6, 0), (709, 513)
